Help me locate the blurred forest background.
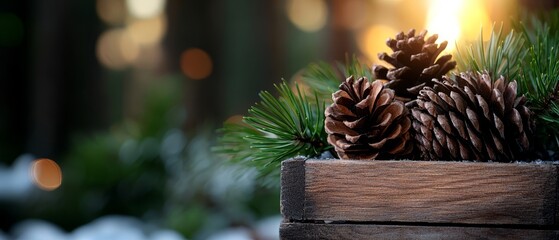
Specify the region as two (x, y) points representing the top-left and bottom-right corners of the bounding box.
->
(0, 0), (556, 239)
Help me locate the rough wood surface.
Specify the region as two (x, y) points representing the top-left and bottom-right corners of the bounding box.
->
(281, 159), (559, 225)
(280, 222), (559, 240)
(280, 157), (305, 221)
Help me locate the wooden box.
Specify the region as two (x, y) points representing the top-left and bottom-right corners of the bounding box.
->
(280, 158), (559, 239)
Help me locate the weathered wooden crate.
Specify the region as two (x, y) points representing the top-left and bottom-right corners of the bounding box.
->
(280, 158), (559, 239)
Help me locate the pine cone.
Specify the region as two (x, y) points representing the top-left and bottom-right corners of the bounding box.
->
(325, 76), (413, 160)
(411, 72), (535, 161)
(373, 29), (457, 103)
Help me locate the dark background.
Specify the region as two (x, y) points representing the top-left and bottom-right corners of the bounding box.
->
(0, 0), (555, 239)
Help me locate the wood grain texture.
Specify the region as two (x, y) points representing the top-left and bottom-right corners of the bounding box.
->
(282, 159), (559, 225)
(281, 157), (305, 221)
(280, 222), (559, 240)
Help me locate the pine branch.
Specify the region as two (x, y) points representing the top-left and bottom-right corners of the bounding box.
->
(516, 10), (559, 151)
(214, 81), (330, 185)
(455, 24), (526, 81)
(300, 55), (372, 102)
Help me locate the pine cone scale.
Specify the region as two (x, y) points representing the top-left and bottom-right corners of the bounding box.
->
(325, 104), (356, 119)
(373, 29), (456, 103)
(344, 117), (368, 129)
(411, 72), (535, 161)
(325, 76), (413, 160)
(325, 118), (357, 135)
(373, 92), (392, 112)
(388, 138), (410, 154)
(451, 91), (466, 113)
(493, 113), (505, 138)
(477, 95), (491, 120)
(437, 115), (453, 134)
(491, 89), (506, 117)
(466, 124), (483, 152)
(449, 112), (467, 139)
(346, 134), (364, 143)
(421, 65), (441, 76)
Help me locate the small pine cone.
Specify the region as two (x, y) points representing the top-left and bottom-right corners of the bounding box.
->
(411, 72), (535, 161)
(373, 29), (457, 103)
(325, 76), (413, 160)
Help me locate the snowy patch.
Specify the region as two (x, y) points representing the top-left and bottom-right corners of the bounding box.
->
(0, 154), (35, 200)
(10, 216), (185, 240)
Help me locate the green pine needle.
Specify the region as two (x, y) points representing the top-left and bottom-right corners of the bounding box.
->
(516, 10), (559, 150)
(455, 24), (526, 81)
(300, 55), (372, 101)
(214, 80), (330, 184)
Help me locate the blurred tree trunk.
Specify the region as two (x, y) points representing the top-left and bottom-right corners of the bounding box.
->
(27, 0), (104, 158)
(328, 0), (355, 62)
(165, 0), (284, 131)
(0, 1), (30, 163)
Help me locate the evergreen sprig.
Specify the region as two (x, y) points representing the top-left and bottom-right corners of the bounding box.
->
(455, 24), (526, 81)
(517, 10), (559, 150)
(215, 81), (330, 183)
(300, 55), (372, 101)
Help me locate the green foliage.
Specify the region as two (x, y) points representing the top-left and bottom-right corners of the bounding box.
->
(454, 11), (559, 152)
(516, 10), (559, 149)
(215, 81), (330, 184)
(28, 77), (183, 231)
(300, 55), (372, 101)
(455, 24), (526, 81)
(20, 76), (279, 238)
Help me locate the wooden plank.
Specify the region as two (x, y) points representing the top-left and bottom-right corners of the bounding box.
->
(280, 222), (559, 240)
(294, 160), (559, 225)
(281, 157), (306, 221)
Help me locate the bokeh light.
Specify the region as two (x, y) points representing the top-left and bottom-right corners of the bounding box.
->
(133, 44), (164, 70)
(377, 0), (403, 4)
(126, 15), (167, 46)
(96, 0), (127, 26)
(286, 0), (327, 32)
(180, 48), (213, 80)
(126, 0), (166, 19)
(426, 0), (492, 53)
(333, 0), (369, 30)
(30, 159), (62, 191)
(96, 29), (140, 70)
(0, 13), (24, 47)
(458, 0), (492, 42)
(358, 24), (397, 63)
(425, 0), (462, 53)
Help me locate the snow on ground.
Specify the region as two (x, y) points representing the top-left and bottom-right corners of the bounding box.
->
(9, 216), (185, 240)
(0, 154), (281, 240)
(0, 154), (35, 200)
(206, 216), (281, 240)
(7, 215), (281, 240)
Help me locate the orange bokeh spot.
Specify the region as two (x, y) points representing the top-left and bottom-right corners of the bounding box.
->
(180, 48), (213, 80)
(31, 159), (62, 191)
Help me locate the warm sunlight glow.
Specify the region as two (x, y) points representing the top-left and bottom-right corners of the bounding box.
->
(126, 15), (167, 46)
(334, 0), (369, 30)
(286, 0), (327, 32)
(358, 24), (397, 64)
(459, 0), (492, 42)
(126, 0), (165, 19)
(96, 29), (140, 69)
(426, 0), (492, 53)
(425, 0), (462, 53)
(31, 159), (62, 191)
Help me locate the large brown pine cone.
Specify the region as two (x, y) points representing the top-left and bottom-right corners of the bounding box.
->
(411, 72), (535, 161)
(325, 76), (413, 160)
(373, 29), (457, 103)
